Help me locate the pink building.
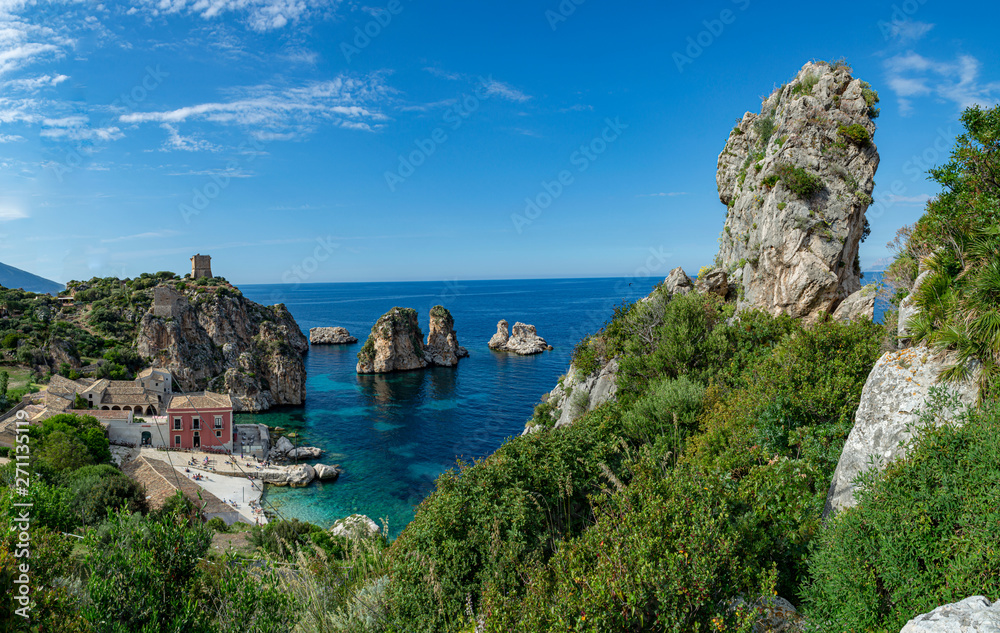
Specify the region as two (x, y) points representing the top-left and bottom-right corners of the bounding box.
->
(165, 391), (234, 452)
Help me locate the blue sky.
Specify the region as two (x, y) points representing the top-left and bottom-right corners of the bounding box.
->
(0, 0), (997, 285)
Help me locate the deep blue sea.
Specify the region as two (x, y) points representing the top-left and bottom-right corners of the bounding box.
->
(237, 278), (655, 537)
(238, 274), (888, 538)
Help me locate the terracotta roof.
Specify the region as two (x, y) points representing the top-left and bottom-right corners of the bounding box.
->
(81, 379), (110, 395)
(123, 455), (233, 515)
(101, 393), (159, 405)
(137, 368), (171, 380)
(66, 409), (131, 421)
(105, 382), (146, 395)
(168, 392), (232, 411)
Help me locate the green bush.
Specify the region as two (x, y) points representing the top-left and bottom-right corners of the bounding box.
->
(838, 123), (872, 147)
(802, 398), (1000, 631)
(776, 164), (824, 199)
(791, 74), (819, 96)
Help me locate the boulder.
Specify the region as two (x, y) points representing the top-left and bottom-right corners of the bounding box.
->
(696, 268), (729, 298)
(715, 62), (880, 322)
(832, 284), (876, 322)
(425, 306), (469, 367)
(900, 596), (1000, 632)
(259, 464), (315, 487)
(663, 267), (694, 295)
(286, 446), (324, 460)
(313, 463), (342, 481)
(309, 327), (358, 345)
(488, 320), (510, 349)
(271, 435), (294, 458)
(823, 346), (979, 516)
(725, 596), (803, 633)
(489, 321), (551, 355)
(330, 514), (381, 540)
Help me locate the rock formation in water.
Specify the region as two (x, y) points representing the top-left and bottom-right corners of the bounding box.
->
(425, 306), (469, 366)
(824, 346), (979, 516)
(716, 61), (880, 321)
(309, 327), (358, 345)
(488, 320), (552, 355)
(135, 283), (308, 412)
(356, 306), (467, 374)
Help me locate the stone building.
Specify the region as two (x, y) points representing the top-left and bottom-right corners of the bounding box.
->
(191, 254), (212, 279)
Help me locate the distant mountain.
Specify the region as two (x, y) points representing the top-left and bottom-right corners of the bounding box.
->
(0, 261), (64, 294)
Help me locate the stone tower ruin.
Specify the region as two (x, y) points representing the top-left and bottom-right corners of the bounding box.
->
(191, 254), (212, 279)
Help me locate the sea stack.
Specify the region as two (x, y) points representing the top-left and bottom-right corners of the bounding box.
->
(488, 320), (552, 355)
(309, 327), (358, 345)
(356, 306), (467, 374)
(716, 61), (880, 322)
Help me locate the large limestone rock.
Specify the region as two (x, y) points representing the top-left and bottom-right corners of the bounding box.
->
(525, 358), (619, 433)
(663, 267), (694, 295)
(330, 514), (381, 540)
(356, 307), (429, 374)
(270, 435), (294, 458)
(824, 346), (979, 516)
(488, 321), (552, 355)
(286, 446), (324, 460)
(716, 61), (880, 322)
(356, 306), (467, 374)
(309, 327), (358, 345)
(313, 463), (342, 481)
(259, 464), (315, 487)
(900, 596), (1000, 632)
(832, 283), (876, 322)
(136, 283), (308, 412)
(425, 306), (469, 366)
(696, 268), (730, 299)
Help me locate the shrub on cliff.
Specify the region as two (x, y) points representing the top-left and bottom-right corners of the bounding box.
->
(802, 399), (1000, 631)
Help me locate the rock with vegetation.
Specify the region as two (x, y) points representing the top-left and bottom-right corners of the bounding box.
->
(527, 358), (619, 433)
(488, 320), (552, 355)
(716, 61), (880, 321)
(824, 346), (979, 516)
(309, 327), (358, 345)
(356, 306), (466, 373)
(695, 268), (730, 299)
(135, 281), (308, 412)
(425, 306), (468, 366)
(899, 596), (1000, 632)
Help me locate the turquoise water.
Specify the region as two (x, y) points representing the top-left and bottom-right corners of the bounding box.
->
(237, 278), (654, 538)
(237, 275), (888, 538)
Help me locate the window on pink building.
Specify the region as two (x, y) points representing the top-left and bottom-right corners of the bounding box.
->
(173, 418), (182, 430)
(214, 415), (223, 428)
(192, 417), (200, 430)
(174, 435), (180, 446)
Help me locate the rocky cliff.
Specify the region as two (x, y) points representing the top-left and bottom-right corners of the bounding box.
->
(525, 358), (619, 434)
(716, 61), (880, 322)
(135, 283), (308, 412)
(356, 306), (467, 374)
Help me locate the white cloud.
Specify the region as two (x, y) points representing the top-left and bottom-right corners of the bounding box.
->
(885, 20), (934, 42)
(423, 66), (462, 81)
(0, 206), (27, 221)
(884, 52), (1000, 115)
(41, 115), (123, 141)
(0, 133), (23, 142)
(3, 73), (68, 91)
(160, 123), (220, 152)
(120, 75), (391, 136)
(133, 0), (338, 32)
(101, 229), (182, 243)
(480, 78), (531, 103)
